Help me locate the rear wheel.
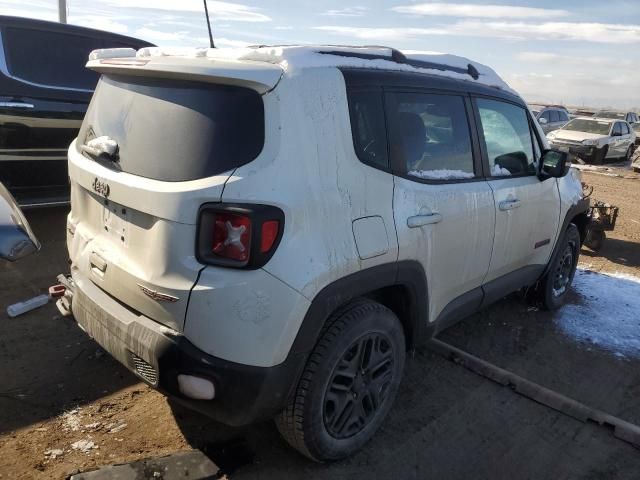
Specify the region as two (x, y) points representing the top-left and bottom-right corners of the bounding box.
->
(537, 223), (580, 310)
(276, 300), (405, 462)
(624, 145), (634, 162)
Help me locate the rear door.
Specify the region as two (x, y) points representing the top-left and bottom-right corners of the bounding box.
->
(549, 110), (561, 131)
(390, 90), (495, 325)
(68, 74), (266, 332)
(557, 109), (570, 129)
(610, 122), (626, 157)
(620, 122), (633, 156)
(474, 97), (560, 296)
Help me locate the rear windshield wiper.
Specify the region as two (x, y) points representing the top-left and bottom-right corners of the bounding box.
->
(81, 136), (119, 163)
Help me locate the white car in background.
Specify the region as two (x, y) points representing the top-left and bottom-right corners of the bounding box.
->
(547, 117), (636, 164)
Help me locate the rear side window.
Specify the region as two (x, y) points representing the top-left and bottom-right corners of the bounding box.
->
(622, 123), (630, 135)
(3, 26), (103, 89)
(613, 123), (623, 136)
(476, 98), (536, 177)
(559, 111), (569, 122)
(78, 75), (264, 182)
(386, 92), (475, 181)
(347, 90), (389, 170)
(549, 110), (560, 123)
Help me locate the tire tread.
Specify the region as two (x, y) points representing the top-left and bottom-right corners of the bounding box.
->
(275, 299), (395, 461)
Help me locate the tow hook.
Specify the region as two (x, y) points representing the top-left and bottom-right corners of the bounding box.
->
(55, 274), (75, 317)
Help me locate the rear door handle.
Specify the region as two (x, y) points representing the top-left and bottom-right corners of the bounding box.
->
(499, 199), (521, 211)
(0, 101), (34, 109)
(407, 213), (443, 228)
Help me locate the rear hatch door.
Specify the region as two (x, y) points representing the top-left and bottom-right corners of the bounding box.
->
(68, 65), (271, 331)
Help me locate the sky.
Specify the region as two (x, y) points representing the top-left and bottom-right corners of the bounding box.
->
(2, 0), (639, 108)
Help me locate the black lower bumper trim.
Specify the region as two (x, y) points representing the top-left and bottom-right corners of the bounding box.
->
(156, 335), (306, 426)
(70, 275), (305, 427)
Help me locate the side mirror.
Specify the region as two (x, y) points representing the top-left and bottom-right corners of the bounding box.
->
(0, 182), (40, 261)
(538, 117), (548, 125)
(540, 149), (569, 178)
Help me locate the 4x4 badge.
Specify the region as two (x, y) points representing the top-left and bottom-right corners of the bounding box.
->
(137, 284), (179, 303)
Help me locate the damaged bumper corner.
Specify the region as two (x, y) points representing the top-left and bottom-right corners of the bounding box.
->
(56, 269), (305, 426)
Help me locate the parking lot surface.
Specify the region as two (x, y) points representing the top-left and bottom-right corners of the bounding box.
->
(1, 166), (640, 479)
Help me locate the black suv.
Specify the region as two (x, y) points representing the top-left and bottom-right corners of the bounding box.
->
(0, 16), (153, 207)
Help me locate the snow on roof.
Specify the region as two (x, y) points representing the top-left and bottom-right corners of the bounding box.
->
(129, 45), (514, 93)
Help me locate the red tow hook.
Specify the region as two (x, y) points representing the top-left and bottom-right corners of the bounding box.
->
(49, 284), (66, 298)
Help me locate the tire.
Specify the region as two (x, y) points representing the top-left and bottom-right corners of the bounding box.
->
(593, 145), (607, 165)
(624, 145), (634, 162)
(538, 223), (581, 310)
(275, 300), (405, 462)
(584, 229), (605, 251)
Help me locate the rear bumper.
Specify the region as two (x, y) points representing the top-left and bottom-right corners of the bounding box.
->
(64, 270), (305, 426)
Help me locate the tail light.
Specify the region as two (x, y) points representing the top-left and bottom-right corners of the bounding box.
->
(197, 203), (284, 269)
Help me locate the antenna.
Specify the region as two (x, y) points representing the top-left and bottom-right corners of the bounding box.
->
(203, 0), (215, 48)
(58, 0), (67, 23)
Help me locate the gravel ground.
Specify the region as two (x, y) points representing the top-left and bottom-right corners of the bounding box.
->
(1, 165), (640, 479)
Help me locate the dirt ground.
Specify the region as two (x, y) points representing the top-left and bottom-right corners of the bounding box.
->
(2, 165), (640, 479)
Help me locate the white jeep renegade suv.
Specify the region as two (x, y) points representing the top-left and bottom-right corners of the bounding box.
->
(59, 46), (589, 461)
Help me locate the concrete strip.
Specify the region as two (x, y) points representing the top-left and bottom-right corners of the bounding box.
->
(428, 338), (640, 450)
(70, 449), (219, 480)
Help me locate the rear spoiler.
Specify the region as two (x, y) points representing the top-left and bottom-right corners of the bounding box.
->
(86, 52), (283, 94)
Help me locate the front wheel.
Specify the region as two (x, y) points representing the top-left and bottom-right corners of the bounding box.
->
(593, 145), (608, 165)
(537, 223), (580, 310)
(584, 229), (605, 251)
(276, 300), (405, 462)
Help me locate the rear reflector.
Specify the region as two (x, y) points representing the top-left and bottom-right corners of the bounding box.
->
(177, 374), (215, 400)
(261, 220), (280, 253)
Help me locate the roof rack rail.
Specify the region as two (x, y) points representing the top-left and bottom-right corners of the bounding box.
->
(318, 47), (480, 80)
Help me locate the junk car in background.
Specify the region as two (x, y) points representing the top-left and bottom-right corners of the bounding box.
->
(0, 16), (153, 207)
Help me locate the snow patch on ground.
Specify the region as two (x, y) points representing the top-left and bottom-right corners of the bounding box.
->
(71, 439), (98, 454)
(409, 169), (474, 180)
(61, 408), (82, 432)
(555, 269), (640, 359)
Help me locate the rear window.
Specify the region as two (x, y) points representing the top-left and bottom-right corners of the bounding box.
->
(563, 119), (611, 136)
(78, 75), (265, 182)
(347, 89), (389, 170)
